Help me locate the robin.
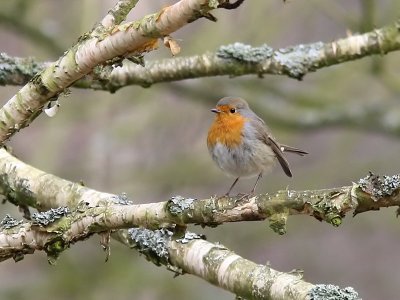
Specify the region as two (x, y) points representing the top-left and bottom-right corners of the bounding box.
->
(207, 97), (307, 196)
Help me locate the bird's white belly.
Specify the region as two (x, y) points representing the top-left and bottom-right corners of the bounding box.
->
(210, 141), (276, 178)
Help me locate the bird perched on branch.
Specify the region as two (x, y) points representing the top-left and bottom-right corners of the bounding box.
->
(207, 97), (307, 196)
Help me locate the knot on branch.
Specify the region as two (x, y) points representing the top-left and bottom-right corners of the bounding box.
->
(358, 172), (400, 200)
(308, 284), (360, 300)
(217, 43), (273, 63)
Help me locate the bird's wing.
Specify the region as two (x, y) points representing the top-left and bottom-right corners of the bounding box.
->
(251, 119), (292, 177)
(266, 136), (292, 177)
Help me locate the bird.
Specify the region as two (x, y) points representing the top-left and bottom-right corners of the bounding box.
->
(207, 96), (307, 196)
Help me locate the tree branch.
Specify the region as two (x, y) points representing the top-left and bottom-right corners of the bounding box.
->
(1, 19), (399, 92)
(0, 148), (375, 299)
(1, 147), (399, 235)
(0, 217), (360, 299)
(116, 228), (360, 300)
(0, 0), (234, 145)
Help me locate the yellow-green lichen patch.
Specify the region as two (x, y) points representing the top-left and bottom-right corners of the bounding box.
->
(45, 237), (68, 265)
(268, 210), (288, 235)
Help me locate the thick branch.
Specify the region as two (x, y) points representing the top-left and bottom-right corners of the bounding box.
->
(0, 218), (359, 299)
(123, 228), (359, 300)
(1, 19), (400, 92)
(0, 0), (231, 145)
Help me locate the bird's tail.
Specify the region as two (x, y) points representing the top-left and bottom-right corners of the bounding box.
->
(280, 144), (308, 156)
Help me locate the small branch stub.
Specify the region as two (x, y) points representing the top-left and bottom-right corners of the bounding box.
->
(164, 36), (181, 56)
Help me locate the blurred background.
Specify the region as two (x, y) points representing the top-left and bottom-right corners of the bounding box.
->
(0, 0), (400, 299)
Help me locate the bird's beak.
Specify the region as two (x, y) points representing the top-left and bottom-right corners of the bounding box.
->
(211, 108), (220, 113)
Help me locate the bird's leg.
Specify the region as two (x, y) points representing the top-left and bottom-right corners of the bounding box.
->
(250, 172), (263, 194)
(225, 177), (240, 196)
(235, 173), (263, 201)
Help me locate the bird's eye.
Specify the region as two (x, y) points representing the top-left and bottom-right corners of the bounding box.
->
(230, 108), (236, 113)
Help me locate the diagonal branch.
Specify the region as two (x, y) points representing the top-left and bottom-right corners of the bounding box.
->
(0, 0), (234, 145)
(126, 228), (360, 300)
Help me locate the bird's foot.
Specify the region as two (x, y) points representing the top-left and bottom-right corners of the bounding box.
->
(235, 192), (254, 201)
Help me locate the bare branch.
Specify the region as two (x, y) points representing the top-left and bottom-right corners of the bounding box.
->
(1, 19), (399, 93)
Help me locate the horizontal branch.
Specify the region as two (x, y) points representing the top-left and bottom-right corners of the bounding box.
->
(1, 19), (399, 92)
(1, 146), (399, 234)
(0, 0), (233, 145)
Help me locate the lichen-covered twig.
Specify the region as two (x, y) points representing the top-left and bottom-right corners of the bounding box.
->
(1, 19), (399, 92)
(0, 0), (235, 145)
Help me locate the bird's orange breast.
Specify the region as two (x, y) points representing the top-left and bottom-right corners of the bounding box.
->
(207, 114), (245, 149)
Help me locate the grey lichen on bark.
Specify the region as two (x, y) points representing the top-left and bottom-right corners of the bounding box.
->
(216, 43), (274, 63)
(308, 284), (360, 300)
